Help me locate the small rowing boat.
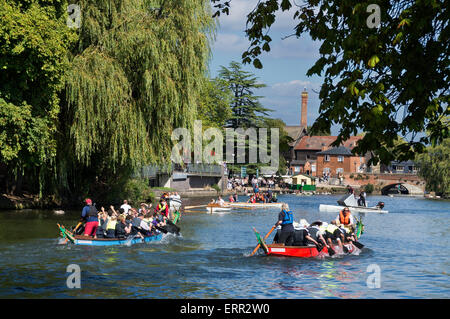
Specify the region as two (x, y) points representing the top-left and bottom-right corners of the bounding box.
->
(205, 203), (231, 214)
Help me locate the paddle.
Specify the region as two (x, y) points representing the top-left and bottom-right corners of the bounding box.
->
(57, 223), (76, 244)
(184, 204), (207, 209)
(73, 221), (83, 232)
(183, 210), (206, 213)
(327, 246), (336, 256)
(172, 210), (181, 224)
(249, 225), (276, 256)
(124, 233), (139, 246)
(350, 240), (364, 249)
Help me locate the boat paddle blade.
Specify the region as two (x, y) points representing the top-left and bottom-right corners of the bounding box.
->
(353, 241), (364, 249)
(315, 242), (324, 252)
(327, 246), (336, 256)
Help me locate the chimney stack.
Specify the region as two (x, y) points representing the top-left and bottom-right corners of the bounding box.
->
(301, 87), (308, 128)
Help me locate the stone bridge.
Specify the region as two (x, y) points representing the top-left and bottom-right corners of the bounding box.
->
(342, 173), (426, 195)
(380, 182), (425, 195)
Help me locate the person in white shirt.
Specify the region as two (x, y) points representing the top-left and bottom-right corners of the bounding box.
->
(120, 200), (132, 215)
(169, 192), (182, 213)
(217, 196), (226, 207)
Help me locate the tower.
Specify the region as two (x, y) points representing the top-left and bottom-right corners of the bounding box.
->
(301, 87), (308, 128)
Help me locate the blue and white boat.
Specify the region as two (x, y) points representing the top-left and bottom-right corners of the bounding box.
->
(70, 233), (163, 246)
(57, 223), (163, 246)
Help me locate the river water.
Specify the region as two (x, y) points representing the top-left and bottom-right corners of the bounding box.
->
(0, 194), (449, 299)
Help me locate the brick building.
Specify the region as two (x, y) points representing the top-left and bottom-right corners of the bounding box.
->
(316, 146), (367, 178)
(284, 88), (370, 177)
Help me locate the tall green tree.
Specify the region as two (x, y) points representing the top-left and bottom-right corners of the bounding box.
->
(219, 61), (271, 129)
(415, 137), (450, 197)
(0, 0), (76, 195)
(58, 0), (216, 198)
(211, 0), (449, 165)
(197, 78), (233, 128)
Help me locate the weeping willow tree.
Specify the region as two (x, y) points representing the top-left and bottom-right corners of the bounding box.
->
(59, 0), (215, 199)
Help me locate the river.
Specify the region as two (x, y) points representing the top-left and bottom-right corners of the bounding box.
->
(0, 194), (449, 299)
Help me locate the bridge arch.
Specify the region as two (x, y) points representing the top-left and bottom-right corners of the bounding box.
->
(381, 183), (424, 195)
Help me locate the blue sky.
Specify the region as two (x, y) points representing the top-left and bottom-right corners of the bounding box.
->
(208, 0), (328, 130)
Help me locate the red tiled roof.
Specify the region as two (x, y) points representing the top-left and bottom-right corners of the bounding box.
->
(294, 135), (362, 151)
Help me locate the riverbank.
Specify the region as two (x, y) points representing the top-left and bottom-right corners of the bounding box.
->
(0, 193), (61, 210)
(1, 185), (441, 211)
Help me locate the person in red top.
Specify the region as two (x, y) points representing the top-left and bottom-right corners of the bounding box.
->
(155, 199), (169, 219)
(81, 198), (98, 237)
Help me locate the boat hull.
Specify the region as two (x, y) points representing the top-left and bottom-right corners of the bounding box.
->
(319, 204), (388, 214)
(205, 203), (232, 213)
(266, 243), (356, 257)
(71, 234), (163, 246)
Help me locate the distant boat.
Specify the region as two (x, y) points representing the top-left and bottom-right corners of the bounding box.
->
(319, 194), (388, 214)
(206, 203), (231, 214)
(228, 202), (284, 209)
(319, 204), (388, 214)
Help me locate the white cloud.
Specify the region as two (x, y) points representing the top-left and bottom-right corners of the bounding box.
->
(211, 33), (249, 53)
(216, 0), (298, 33)
(267, 36), (321, 60)
(264, 79), (321, 97)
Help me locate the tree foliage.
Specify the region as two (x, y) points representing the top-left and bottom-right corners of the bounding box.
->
(55, 0), (216, 198)
(211, 0), (449, 165)
(0, 0), (216, 199)
(0, 0), (76, 193)
(197, 78), (233, 128)
(64, 0), (215, 169)
(415, 137), (450, 197)
(219, 61), (271, 128)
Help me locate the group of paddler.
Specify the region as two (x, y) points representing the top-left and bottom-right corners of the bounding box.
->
(272, 204), (363, 255)
(74, 193), (182, 239)
(247, 189), (277, 204)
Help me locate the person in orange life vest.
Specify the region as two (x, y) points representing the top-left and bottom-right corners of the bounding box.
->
(81, 198), (98, 237)
(336, 207), (355, 233)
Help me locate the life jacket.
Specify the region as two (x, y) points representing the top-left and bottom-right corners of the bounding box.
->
(106, 219), (117, 230)
(281, 210), (294, 225)
(339, 210), (351, 225)
(326, 224), (339, 234)
(87, 205), (98, 217)
(158, 203), (169, 217)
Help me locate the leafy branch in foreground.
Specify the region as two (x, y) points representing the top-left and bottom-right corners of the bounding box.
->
(211, 0), (449, 165)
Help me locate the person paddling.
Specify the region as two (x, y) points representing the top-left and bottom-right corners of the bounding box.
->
(275, 204), (295, 246)
(336, 207), (355, 234)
